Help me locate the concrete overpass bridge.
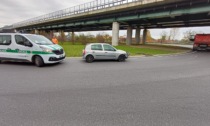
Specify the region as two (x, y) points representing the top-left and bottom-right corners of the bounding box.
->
(12, 0), (210, 45)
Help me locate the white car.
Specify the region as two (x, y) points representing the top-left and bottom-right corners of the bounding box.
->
(83, 43), (128, 63)
(0, 33), (65, 67)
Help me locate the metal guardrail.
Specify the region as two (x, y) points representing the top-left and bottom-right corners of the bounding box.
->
(13, 0), (162, 28)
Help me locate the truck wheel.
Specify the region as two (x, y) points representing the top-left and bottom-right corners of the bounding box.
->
(0, 60), (1, 63)
(86, 55), (94, 63)
(192, 48), (197, 51)
(118, 55), (126, 62)
(34, 56), (44, 67)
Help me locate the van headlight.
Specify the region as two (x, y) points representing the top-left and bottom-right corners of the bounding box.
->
(40, 46), (52, 53)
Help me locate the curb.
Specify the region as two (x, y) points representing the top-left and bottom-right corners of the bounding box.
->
(65, 51), (194, 59)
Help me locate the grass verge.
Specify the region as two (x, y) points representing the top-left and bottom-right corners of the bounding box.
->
(59, 42), (191, 57)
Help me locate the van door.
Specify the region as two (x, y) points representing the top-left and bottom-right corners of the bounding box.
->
(0, 35), (12, 60)
(12, 35), (33, 61)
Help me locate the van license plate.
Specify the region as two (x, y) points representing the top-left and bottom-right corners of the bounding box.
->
(59, 55), (64, 58)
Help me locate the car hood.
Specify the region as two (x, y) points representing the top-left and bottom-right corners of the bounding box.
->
(116, 49), (126, 53)
(40, 44), (63, 50)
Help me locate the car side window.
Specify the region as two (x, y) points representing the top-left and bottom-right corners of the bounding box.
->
(91, 44), (103, 51)
(15, 35), (31, 46)
(0, 35), (11, 45)
(103, 45), (116, 51)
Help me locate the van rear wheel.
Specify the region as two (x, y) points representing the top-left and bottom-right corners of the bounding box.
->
(34, 56), (44, 67)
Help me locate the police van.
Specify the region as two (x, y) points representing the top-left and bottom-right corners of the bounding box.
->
(0, 33), (65, 67)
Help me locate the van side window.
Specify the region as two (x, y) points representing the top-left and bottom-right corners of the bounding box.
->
(15, 35), (30, 46)
(0, 35), (11, 45)
(91, 44), (103, 51)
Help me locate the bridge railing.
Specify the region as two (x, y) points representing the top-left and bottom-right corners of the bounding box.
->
(13, 0), (162, 28)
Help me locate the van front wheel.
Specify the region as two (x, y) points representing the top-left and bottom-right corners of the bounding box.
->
(34, 56), (44, 67)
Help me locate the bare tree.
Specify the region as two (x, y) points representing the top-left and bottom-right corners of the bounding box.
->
(182, 30), (197, 43)
(160, 31), (167, 43)
(169, 28), (180, 41)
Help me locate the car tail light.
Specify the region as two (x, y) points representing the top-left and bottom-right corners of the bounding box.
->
(83, 50), (86, 55)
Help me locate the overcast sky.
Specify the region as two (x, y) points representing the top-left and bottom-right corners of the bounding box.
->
(1, 0), (210, 39)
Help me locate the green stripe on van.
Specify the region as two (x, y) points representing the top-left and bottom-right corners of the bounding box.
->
(0, 49), (53, 55)
(32, 51), (53, 54)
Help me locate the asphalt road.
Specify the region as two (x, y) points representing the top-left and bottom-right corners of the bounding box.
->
(1, 52), (210, 126)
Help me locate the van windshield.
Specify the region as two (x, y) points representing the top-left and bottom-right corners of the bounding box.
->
(25, 35), (54, 45)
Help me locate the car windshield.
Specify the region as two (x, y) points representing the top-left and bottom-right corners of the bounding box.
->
(25, 35), (53, 45)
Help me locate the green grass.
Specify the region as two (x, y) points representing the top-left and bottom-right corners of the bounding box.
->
(60, 42), (85, 57)
(59, 42), (189, 57)
(115, 45), (184, 56)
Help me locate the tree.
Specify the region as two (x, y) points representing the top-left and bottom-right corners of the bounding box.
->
(77, 33), (88, 45)
(146, 30), (154, 42)
(169, 28), (180, 41)
(59, 31), (66, 45)
(103, 34), (112, 43)
(182, 30), (197, 43)
(160, 31), (167, 43)
(96, 33), (105, 43)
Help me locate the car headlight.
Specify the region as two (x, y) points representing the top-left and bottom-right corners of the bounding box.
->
(40, 46), (52, 53)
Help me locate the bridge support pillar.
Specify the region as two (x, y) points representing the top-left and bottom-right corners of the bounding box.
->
(143, 29), (148, 45)
(135, 26), (141, 44)
(112, 22), (119, 46)
(35, 29), (39, 35)
(126, 26), (132, 45)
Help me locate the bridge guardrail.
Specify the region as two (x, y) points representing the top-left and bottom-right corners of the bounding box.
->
(13, 0), (161, 28)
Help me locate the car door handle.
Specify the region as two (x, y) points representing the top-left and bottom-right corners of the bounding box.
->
(7, 48), (11, 50)
(105, 52), (108, 53)
(15, 49), (20, 51)
(92, 51), (95, 53)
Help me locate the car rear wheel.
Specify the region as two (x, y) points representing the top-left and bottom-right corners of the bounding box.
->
(118, 55), (126, 62)
(86, 55), (94, 63)
(34, 56), (44, 67)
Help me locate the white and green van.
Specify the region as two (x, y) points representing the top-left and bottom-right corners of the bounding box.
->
(0, 33), (65, 67)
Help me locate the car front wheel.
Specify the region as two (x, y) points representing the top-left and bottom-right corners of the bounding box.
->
(34, 56), (44, 67)
(118, 55), (126, 62)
